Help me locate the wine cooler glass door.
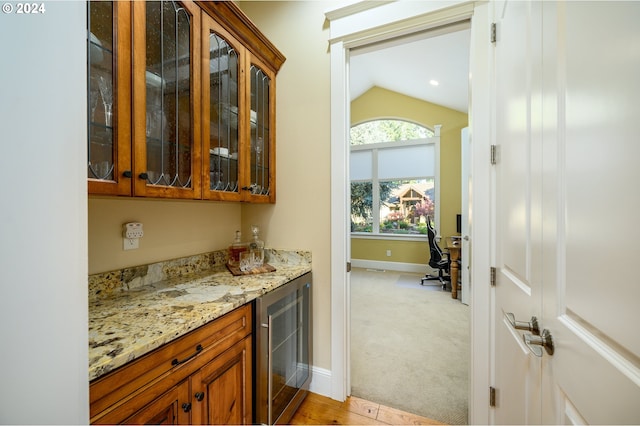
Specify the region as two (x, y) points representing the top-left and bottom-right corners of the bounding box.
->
(257, 274), (311, 425)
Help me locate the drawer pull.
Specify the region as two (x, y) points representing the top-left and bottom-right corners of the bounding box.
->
(182, 402), (192, 413)
(171, 344), (203, 366)
(195, 392), (205, 402)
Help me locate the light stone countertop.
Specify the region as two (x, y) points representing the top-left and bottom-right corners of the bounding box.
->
(89, 249), (311, 381)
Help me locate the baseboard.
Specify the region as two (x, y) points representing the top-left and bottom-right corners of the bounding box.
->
(351, 259), (434, 275)
(309, 366), (332, 398)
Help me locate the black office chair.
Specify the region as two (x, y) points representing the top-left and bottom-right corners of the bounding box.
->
(421, 217), (451, 289)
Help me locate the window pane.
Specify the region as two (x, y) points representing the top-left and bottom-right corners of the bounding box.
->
(379, 179), (434, 235)
(350, 120), (434, 145)
(378, 144), (435, 179)
(351, 181), (372, 232)
(350, 150), (372, 180)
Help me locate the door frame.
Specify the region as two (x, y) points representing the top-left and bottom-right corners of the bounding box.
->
(327, 1), (494, 424)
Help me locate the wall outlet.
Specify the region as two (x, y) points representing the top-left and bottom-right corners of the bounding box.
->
(124, 238), (139, 250)
(123, 222), (142, 250)
(386, 250), (392, 257)
(124, 222), (144, 239)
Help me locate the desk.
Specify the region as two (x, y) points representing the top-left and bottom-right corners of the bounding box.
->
(446, 237), (461, 299)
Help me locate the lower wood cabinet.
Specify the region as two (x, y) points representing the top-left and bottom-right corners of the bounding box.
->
(191, 336), (252, 425)
(122, 380), (190, 425)
(90, 305), (252, 425)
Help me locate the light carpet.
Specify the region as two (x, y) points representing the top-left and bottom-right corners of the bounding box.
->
(350, 269), (469, 425)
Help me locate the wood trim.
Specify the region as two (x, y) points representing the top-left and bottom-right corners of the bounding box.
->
(131, 0), (146, 197)
(197, 1), (286, 73)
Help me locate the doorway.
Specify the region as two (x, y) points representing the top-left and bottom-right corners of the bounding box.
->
(347, 25), (471, 424)
(327, 2), (493, 424)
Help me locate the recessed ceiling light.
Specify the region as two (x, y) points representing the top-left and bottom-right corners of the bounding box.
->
(429, 80), (439, 86)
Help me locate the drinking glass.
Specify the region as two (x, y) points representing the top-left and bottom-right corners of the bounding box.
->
(239, 251), (254, 272)
(251, 248), (264, 267)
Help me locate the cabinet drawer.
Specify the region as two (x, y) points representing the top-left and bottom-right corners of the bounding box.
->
(90, 304), (252, 423)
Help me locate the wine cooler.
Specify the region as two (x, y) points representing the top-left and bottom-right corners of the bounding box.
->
(255, 272), (312, 425)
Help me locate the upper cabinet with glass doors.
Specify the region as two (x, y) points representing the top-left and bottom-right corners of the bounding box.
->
(87, 1), (132, 196)
(132, 0), (201, 199)
(87, 1), (284, 202)
(200, 4), (283, 203)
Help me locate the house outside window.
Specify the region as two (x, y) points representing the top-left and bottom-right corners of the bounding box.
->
(350, 120), (438, 237)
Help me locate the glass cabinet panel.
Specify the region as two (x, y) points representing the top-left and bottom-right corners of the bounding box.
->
(87, 1), (115, 181)
(250, 64), (271, 196)
(208, 32), (240, 193)
(144, 1), (193, 188)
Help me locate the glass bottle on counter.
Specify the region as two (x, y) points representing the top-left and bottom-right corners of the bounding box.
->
(249, 225), (265, 266)
(228, 230), (248, 266)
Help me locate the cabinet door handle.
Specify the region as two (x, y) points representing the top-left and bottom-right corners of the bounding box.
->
(171, 344), (203, 366)
(182, 402), (192, 413)
(122, 170), (132, 178)
(138, 172), (149, 180)
(195, 392), (205, 402)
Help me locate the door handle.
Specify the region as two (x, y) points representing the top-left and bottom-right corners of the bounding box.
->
(505, 312), (540, 335)
(523, 329), (554, 357)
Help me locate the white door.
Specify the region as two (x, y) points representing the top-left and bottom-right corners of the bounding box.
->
(540, 2), (640, 423)
(460, 127), (470, 306)
(493, 0), (543, 423)
(494, 1), (640, 424)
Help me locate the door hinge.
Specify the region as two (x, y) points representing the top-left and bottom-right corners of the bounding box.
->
(490, 267), (497, 286)
(491, 145), (498, 165)
(347, 261), (352, 273)
(491, 22), (497, 43)
(489, 386), (496, 407)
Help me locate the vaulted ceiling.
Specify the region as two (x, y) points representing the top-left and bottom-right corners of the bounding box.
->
(349, 26), (471, 113)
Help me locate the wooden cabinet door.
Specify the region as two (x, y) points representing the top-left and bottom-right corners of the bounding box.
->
(87, 1), (132, 196)
(242, 56), (276, 203)
(201, 13), (246, 202)
(191, 337), (252, 425)
(121, 380), (190, 425)
(132, 0), (202, 199)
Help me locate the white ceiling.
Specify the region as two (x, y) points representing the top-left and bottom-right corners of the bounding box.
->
(349, 26), (471, 113)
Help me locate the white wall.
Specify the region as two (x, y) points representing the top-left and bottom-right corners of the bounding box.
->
(0, 3), (89, 423)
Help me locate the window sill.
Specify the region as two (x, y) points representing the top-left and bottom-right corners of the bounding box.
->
(350, 233), (428, 242)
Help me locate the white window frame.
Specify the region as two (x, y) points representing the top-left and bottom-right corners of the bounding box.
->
(350, 125), (441, 241)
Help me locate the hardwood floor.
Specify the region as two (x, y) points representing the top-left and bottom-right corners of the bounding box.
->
(290, 392), (445, 425)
